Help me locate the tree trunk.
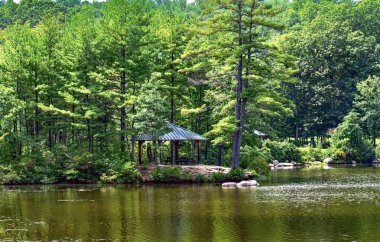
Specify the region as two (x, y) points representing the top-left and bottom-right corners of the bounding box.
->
(217, 143), (222, 166)
(232, 1), (243, 169)
(120, 46), (126, 154)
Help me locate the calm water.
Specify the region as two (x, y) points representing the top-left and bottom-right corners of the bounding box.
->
(2, 166), (380, 241)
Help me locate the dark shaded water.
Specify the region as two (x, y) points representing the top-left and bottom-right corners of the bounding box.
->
(2, 166), (380, 241)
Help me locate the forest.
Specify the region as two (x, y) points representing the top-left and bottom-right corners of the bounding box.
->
(0, 0), (379, 184)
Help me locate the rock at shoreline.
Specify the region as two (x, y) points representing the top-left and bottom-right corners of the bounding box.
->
(324, 158), (334, 164)
(222, 182), (237, 188)
(277, 163), (294, 167)
(237, 180), (259, 187)
(272, 160), (279, 166)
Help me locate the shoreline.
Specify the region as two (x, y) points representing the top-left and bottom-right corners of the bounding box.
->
(1, 162), (379, 186)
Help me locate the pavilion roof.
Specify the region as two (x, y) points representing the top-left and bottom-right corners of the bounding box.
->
(254, 129), (267, 137)
(134, 123), (207, 141)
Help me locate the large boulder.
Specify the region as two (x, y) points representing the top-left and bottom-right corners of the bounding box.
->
(272, 160), (279, 166)
(237, 180), (259, 187)
(324, 158), (334, 164)
(222, 182), (237, 188)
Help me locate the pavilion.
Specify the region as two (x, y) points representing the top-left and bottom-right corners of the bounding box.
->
(132, 123), (207, 165)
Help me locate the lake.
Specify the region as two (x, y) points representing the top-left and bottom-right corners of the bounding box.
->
(1, 165), (380, 241)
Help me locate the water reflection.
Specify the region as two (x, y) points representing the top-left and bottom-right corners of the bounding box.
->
(1, 167), (380, 241)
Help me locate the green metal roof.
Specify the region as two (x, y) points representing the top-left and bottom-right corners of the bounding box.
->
(134, 123), (207, 141)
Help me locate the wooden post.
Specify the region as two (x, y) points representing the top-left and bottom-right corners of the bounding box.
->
(159, 141), (163, 165)
(170, 141), (174, 165)
(174, 141), (179, 165)
(191, 140), (195, 161)
(196, 140), (201, 164)
(153, 141), (157, 164)
(204, 140), (208, 164)
(138, 141), (144, 165)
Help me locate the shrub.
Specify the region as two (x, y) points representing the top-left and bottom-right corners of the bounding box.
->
(333, 149), (347, 161)
(195, 174), (209, 183)
(300, 147), (324, 162)
(0, 165), (23, 184)
(210, 172), (227, 183)
(376, 146), (380, 160)
(263, 140), (302, 163)
(210, 168), (245, 183)
(63, 169), (80, 182)
(62, 152), (108, 183)
(240, 145), (272, 169)
(227, 168), (245, 181)
(151, 166), (183, 182)
(331, 112), (375, 162)
(182, 171), (194, 181)
(100, 163), (142, 184)
(249, 159), (270, 177)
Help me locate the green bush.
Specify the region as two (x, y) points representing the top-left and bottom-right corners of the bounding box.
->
(62, 152), (108, 183)
(228, 168), (245, 181)
(210, 172), (227, 183)
(195, 174), (209, 183)
(300, 147), (324, 162)
(210, 168), (245, 183)
(100, 163), (142, 184)
(333, 149), (347, 161)
(63, 169), (80, 181)
(151, 166), (183, 182)
(240, 145), (272, 169)
(331, 112), (375, 162)
(0, 165), (23, 184)
(376, 146), (380, 160)
(263, 140), (302, 163)
(249, 159), (270, 177)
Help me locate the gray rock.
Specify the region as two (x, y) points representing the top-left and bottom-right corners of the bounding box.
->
(324, 158), (334, 164)
(237, 180), (259, 187)
(272, 160), (279, 166)
(222, 182), (237, 188)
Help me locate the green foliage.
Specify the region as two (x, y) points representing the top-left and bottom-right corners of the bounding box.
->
(300, 146), (324, 162)
(210, 172), (228, 183)
(355, 76), (380, 146)
(100, 163), (142, 184)
(0, 165), (23, 185)
(249, 159), (271, 177)
(195, 174), (209, 183)
(375, 146), (380, 160)
(240, 145), (273, 169)
(263, 140), (302, 163)
(227, 168), (245, 181)
(280, 0), (380, 141)
(210, 168), (245, 183)
(331, 112), (375, 162)
(151, 166), (184, 182)
(0, 0), (379, 183)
